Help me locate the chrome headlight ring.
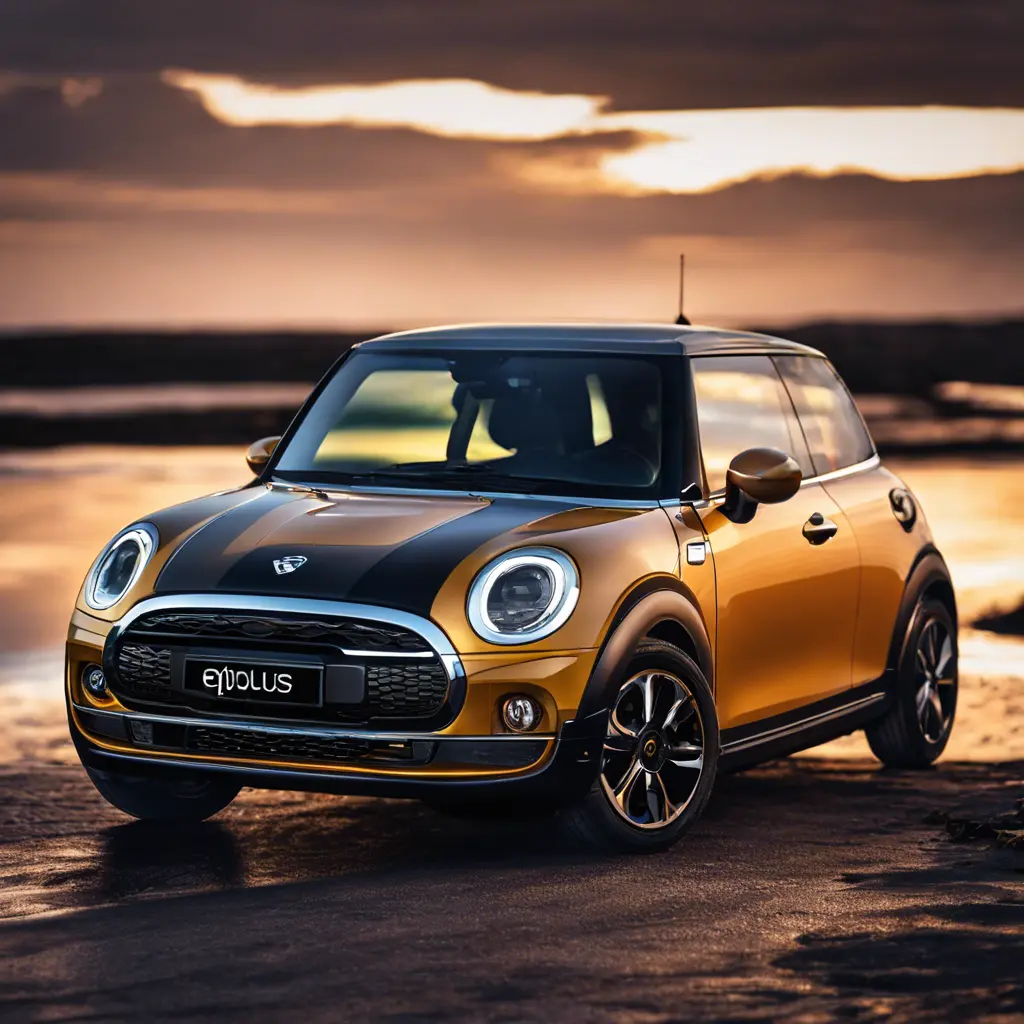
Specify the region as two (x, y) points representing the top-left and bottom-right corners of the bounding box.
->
(467, 547), (580, 645)
(84, 523), (159, 611)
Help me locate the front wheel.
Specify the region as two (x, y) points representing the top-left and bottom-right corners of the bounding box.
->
(559, 640), (719, 852)
(866, 597), (958, 768)
(85, 765), (241, 822)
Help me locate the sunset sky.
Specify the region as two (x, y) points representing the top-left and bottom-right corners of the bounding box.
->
(0, 1), (1022, 329)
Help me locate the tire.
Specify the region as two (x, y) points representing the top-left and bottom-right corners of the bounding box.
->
(558, 639), (719, 853)
(866, 597), (958, 768)
(85, 765), (241, 822)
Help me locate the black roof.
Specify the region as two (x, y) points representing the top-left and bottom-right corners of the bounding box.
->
(362, 322), (824, 357)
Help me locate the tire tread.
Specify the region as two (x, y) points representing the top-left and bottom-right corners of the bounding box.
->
(865, 597), (957, 769)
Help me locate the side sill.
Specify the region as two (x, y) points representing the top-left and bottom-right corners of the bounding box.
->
(718, 678), (891, 771)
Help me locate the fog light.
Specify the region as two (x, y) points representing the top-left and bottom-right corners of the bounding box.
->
(82, 664), (108, 698)
(501, 695), (542, 733)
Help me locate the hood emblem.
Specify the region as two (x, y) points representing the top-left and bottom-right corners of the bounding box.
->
(273, 555), (308, 576)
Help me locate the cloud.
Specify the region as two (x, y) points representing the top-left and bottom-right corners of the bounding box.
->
(0, 1), (1021, 326)
(59, 77), (102, 108)
(596, 107), (1024, 193)
(0, 172), (367, 215)
(2, 1), (1023, 108)
(164, 71), (604, 141)
(0, 71), (103, 107)
(163, 72), (1024, 194)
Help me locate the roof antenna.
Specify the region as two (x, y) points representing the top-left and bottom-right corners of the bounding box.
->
(675, 253), (691, 326)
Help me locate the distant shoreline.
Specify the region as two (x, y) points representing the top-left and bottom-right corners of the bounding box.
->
(2, 319), (1023, 392)
(1, 320), (1021, 453)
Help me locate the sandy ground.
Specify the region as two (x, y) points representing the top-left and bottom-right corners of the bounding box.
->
(0, 753), (1021, 1021)
(0, 450), (1021, 1021)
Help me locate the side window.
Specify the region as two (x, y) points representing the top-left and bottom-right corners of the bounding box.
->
(774, 357), (874, 476)
(691, 356), (812, 493)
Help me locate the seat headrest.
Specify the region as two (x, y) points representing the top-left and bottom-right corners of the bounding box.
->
(488, 391), (563, 453)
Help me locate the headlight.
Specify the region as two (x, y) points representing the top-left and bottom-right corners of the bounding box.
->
(467, 547), (579, 645)
(85, 524), (158, 610)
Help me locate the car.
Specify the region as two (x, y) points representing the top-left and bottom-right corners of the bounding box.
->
(66, 323), (958, 851)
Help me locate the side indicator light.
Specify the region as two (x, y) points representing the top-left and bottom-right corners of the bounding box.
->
(686, 541), (708, 566)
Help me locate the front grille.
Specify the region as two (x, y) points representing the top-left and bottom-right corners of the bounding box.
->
(130, 611), (430, 653)
(185, 725), (433, 765)
(110, 610), (452, 724)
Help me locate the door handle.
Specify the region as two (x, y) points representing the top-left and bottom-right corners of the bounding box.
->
(803, 512), (838, 545)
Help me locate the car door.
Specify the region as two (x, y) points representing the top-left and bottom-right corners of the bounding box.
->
(774, 355), (924, 688)
(688, 355), (861, 732)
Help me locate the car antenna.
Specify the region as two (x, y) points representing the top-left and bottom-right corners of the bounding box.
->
(675, 253), (691, 326)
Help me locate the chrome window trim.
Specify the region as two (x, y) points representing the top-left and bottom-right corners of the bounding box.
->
(113, 593), (465, 682)
(802, 453), (880, 487)
(696, 453), (881, 505)
(74, 702), (550, 743)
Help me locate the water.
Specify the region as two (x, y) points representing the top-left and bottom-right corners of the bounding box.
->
(0, 383), (312, 416)
(1, 447), (1021, 693)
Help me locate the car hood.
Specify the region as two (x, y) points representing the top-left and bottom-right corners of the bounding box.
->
(153, 486), (576, 617)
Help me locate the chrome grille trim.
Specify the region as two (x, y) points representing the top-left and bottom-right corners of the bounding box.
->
(339, 649), (435, 659)
(113, 594), (465, 682)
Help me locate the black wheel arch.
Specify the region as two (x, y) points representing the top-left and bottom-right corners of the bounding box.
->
(886, 545), (957, 675)
(576, 578), (713, 720)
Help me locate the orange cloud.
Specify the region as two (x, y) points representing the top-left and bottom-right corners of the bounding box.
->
(163, 71), (603, 141)
(163, 71), (1024, 195)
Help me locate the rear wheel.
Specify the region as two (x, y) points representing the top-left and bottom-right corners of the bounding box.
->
(866, 597), (958, 768)
(559, 640), (718, 852)
(86, 766), (241, 822)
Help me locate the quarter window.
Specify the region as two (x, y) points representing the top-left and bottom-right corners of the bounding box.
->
(691, 356), (812, 493)
(774, 357), (875, 475)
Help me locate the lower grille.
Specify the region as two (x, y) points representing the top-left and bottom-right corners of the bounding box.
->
(185, 725), (432, 765)
(116, 644), (175, 703)
(367, 662), (449, 717)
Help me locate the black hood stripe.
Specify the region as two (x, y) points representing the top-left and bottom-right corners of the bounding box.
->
(155, 488), (303, 593)
(155, 491), (573, 619)
(345, 497), (574, 615)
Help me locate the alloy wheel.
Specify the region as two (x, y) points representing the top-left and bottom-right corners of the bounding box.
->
(600, 670), (705, 829)
(914, 615), (956, 744)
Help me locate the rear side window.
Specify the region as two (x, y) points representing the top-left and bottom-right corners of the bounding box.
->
(691, 355), (812, 493)
(774, 357), (875, 476)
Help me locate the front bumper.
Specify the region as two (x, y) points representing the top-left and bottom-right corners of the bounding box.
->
(67, 593), (604, 800)
(70, 701), (606, 801)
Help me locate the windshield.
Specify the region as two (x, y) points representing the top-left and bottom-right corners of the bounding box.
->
(273, 349), (673, 499)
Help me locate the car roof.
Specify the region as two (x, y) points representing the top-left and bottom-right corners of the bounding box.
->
(361, 322), (825, 357)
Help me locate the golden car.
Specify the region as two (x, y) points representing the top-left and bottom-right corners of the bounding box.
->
(66, 324), (957, 851)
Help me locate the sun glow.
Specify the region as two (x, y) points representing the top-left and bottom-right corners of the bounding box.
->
(163, 71), (603, 141)
(596, 106), (1024, 193)
(161, 72), (1024, 195)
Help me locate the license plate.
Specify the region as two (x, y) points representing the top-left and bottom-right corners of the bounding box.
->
(183, 658), (323, 706)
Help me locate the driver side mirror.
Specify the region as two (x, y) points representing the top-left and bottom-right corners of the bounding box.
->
(246, 435), (281, 475)
(721, 447), (801, 524)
